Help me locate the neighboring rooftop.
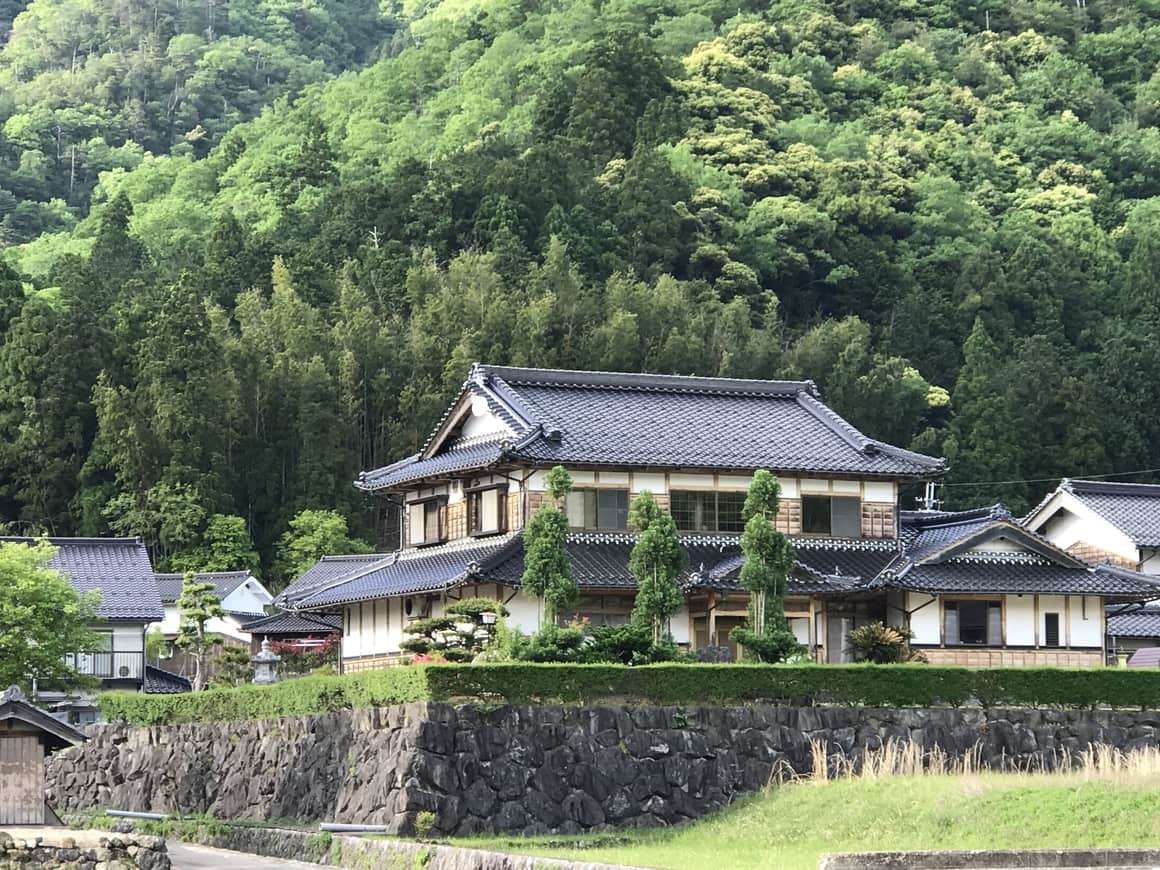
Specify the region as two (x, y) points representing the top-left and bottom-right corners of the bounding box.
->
(0, 685), (86, 750)
(155, 570), (262, 609)
(240, 610), (341, 635)
(358, 363), (947, 491)
(1057, 478), (1160, 548)
(0, 536), (163, 621)
(1107, 605), (1160, 640)
(143, 665), (192, 694)
(892, 506), (1160, 596)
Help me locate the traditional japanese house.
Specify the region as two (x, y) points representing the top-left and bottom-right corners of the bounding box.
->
(277, 365), (1159, 669)
(0, 685), (84, 825)
(1024, 478), (1160, 659)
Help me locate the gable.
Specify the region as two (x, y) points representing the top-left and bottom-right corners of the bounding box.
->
(1024, 489), (1139, 562)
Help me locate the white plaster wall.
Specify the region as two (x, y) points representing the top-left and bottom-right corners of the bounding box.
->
(832, 479), (860, 495)
(778, 478), (799, 498)
(153, 608), (250, 642)
(1141, 549), (1160, 576)
(220, 581), (272, 616)
(907, 592), (940, 644)
(1069, 595), (1102, 647)
(800, 478), (830, 493)
(863, 481), (895, 503)
(462, 398), (513, 439)
(670, 605), (690, 644)
(632, 473), (666, 494)
(1030, 494), (1139, 564)
(598, 471), (630, 486)
(717, 475), (752, 491)
(112, 624), (144, 652)
(1005, 595), (1036, 646)
(669, 473), (715, 488)
(505, 591), (542, 635)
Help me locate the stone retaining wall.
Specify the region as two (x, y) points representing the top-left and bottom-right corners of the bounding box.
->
(46, 703), (1160, 837)
(0, 830), (169, 869)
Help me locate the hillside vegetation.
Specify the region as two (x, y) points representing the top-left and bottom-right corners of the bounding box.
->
(3, 0), (1160, 572)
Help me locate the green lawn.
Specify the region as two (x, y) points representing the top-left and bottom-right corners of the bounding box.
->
(463, 773), (1160, 870)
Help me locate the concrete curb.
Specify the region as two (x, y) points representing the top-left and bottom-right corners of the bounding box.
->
(819, 849), (1160, 869)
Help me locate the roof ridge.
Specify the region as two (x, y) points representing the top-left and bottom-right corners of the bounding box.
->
(477, 363), (818, 398)
(0, 535), (144, 545)
(1064, 478), (1160, 497)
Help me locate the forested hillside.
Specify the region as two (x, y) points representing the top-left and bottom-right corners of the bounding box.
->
(3, 0), (1160, 579)
(0, 0), (394, 243)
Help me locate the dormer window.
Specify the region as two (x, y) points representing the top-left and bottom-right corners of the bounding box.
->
(468, 484), (508, 536)
(408, 496), (447, 547)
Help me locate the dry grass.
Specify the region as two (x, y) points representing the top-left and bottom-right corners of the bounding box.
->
(807, 738), (1160, 784)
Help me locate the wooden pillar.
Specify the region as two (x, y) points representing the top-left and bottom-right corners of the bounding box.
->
(708, 592), (718, 646)
(1033, 594), (1041, 648)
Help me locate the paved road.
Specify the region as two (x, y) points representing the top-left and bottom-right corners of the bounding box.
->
(167, 841), (323, 869)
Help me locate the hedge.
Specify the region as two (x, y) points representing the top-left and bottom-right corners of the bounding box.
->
(99, 664), (1160, 725)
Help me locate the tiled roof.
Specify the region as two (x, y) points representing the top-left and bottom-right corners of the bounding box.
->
(240, 610), (341, 634)
(890, 508), (1160, 597)
(1107, 606), (1160, 639)
(279, 536), (521, 609)
(155, 570), (260, 607)
(0, 685), (86, 749)
(282, 504), (1160, 612)
(1059, 479), (1160, 548)
(143, 665), (191, 694)
(1128, 647), (1160, 667)
(357, 364), (946, 490)
(0, 536), (163, 621)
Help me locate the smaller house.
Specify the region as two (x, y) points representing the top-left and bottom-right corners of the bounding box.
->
(1023, 479), (1160, 658)
(239, 610), (341, 656)
(154, 570), (272, 645)
(0, 685), (85, 825)
(1024, 479), (1160, 573)
(0, 537), (162, 692)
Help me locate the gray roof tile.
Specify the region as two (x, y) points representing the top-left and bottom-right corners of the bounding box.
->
(240, 611), (341, 634)
(0, 536), (163, 621)
(155, 570), (261, 607)
(143, 665), (191, 694)
(1107, 606), (1160, 639)
(1060, 479), (1160, 548)
(358, 364), (946, 490)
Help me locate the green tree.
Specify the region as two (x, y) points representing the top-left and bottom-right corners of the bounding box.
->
(170, 514), (260, 575)
(274, 509), (371, 589)
(174, 571), (225, 691)
(0, 540), (99, 691)
(520, 466), (577, 626)
(628, 491), (686, 643)
(730, 470), (799, 663)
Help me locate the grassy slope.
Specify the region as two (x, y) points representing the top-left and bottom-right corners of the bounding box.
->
(467, 774), (1160, 870)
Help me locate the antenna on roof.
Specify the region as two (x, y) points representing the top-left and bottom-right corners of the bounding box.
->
(916, 481), (942, 512)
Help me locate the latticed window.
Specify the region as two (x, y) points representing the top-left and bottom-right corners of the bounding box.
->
(566, 489), (628, 530)
(671, 490), (747, 533)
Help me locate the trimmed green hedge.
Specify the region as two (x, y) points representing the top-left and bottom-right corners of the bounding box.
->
(100, 664), (1160, 725)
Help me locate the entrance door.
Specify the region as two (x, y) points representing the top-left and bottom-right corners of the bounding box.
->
(826, 615), (854, 663)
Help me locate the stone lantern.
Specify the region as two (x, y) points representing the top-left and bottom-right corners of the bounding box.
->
(251, 638), (281, 685)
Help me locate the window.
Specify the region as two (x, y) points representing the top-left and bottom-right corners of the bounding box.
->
(566, 489), (629, 530)
(801, 495), (862, 537)
(671, 491), (747, 533)
(468, 485), (507, 536)
(944, 600), (1001, 646)
(408, 498), (446, 546)
(1044, 612), (1060, 647)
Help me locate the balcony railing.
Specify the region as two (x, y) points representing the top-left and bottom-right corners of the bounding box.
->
(66, 651), (145, 681)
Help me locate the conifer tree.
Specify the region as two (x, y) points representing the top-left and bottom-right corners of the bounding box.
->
(521, 466), (577, 626)
(730, 470), (799, 662)
(175, 572), (225, 691)
(629, 491), (685, 643)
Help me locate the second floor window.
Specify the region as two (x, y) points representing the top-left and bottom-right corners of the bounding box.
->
(468, 486), (507, 536)
(671, 491), (745, 533)
(567, 489), (629, 530)
(801, 495), (861, 537)
(408, 498), (446, 546)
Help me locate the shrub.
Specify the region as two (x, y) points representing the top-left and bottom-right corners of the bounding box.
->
(847, 622), (925, 664)
(730, 626), (801, 663)
(99, 663), (1160, 725)
(512, 622), (588, 662)
(445, 598), (510, 618)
